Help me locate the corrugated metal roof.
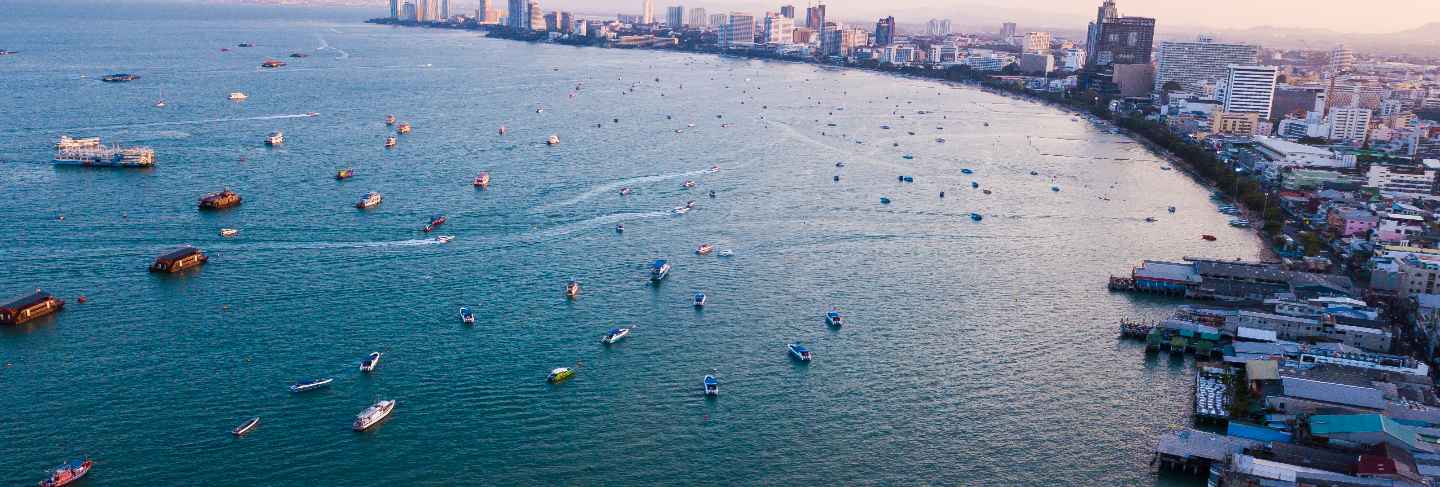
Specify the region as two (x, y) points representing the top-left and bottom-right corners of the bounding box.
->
(1282, 378), (1386, 410)
(1134, 260), (1200, 283)
(1227, 422), (1292, 443)
(1237, 326), (1278, 342)
(1246, 360), (1280, 381)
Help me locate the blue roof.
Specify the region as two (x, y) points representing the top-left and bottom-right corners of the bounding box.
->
(1226, 422), (1292, 443)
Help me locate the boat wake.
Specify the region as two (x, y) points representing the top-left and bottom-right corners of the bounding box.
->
(533, 169), (714, 211)
(50, 114), (320, 134)
(208, 238), (445, 252)
(314, 33), (350, 59)
(521, 211), (669, 241)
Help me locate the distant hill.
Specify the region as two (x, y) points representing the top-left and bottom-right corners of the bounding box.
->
(1160, 23), (1440, 57)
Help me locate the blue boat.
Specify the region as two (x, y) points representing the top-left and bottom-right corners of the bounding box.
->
(694, 291), (706, 307)
(601, 327), (630, 344)
(902, 154), (914, 160)
(703, 375), (719, 396)
(825, 309), (844, 327)
(288, 377), (334, 393)
(961, 168), (974, 174)
(650, 259), (671, 282)
(879, 197), (891, 204)
(460, 306), (475, 324)
(788, 343), (813, 362)
(970, 213), (983, 221)
(1051, 186), (1060, 192)
(971, 181), (979, 188)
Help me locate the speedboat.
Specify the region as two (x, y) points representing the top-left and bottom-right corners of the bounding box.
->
(384, 136), (397, 148)
(228, 92), (248, 101)
(385, 115), (396, 125)
(154, 99), (166, 108)
(788, 343), (813, 362)
(672, 206), (690, 214)
(360, 352), (382, 372)
(696, 244), (713, 255)
(396, 122), (412, 134)
(37, 459), (92, 487)
(650, 259), (671, 282)
(835, 161), (845, 167)
(546, 135), (560, 145)
(356, 191), (382, 209)
(460, 307), (475, 324)
(971, 181), (979, 188)
(686, 200), (695, 209)
(983, 189), (992, 195)
(497, 126), (507, 135)
(260, 59), (286, 68)
(902, 154), (914, 160)
(1030, 171), (1039, 176)
(718, 249), (733, 257)
(353, 400), (395, 431)
(703, 375), (719, 396)
(264, 131), (284, 146)
(232, 417), (260, 436)
(436, 235), (454, 243)
(423, 215), (447, 232)
(565, 280), (581, 298)
(619, 187), (632, 196)
(336, 169), (354, 180)
(694, 291), (707, 307)
(220, 228), (240, 237)
(547, 367), (575, 383)
(682, 180), (696, 189)
(289, 377), (334, 393)
(970, 213), (983, 221)
(473, 172), (490, 188)
(601, 327), (630, 344)
(708, 190), (716, 198)
(826, 309), (844, 327)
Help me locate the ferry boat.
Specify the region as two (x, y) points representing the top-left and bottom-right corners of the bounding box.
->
(396, 122), (412, 134)
(228, 92), (248, 101)
(825, 309), (844, 327)
(356, 191), (382, 209)
(150, 246), (207, 273)
(650, 259), (671, 282)
(53, 136), (155, 167)
(101, 73), (139, 82)
(546, 135), (560, 145)
(360, 352), (382, 372)
(460, 307), (475, 324)
(619, 187), (632, 196)
(703, 375), (719, 396)
(695, 244), (713, 255)
(384, 136), (397, 148)
(565, 280), (581, 298)
(385, 115), (396, 126)
(693, 291), (706, 307)
(219, 228), (239, 237)
(336, 169), (354, 180)
(232, 417), (260, 436)
(0, 291), (64, 326)
(788, 343), (813, 362)
(547, 367), (574, 383)
(199, 189), (242, 209)
(682, 180), (696, 189)
(601, 327), (630, 344)
(288, 377), (334, 393)
(265, 131), (284, 146)
(260, 59), (286, 68)
(353, 400), (395, 431)
(37, 459), (91, 487)
(473, 172), (490, 188)
(423, 215), (447, 232)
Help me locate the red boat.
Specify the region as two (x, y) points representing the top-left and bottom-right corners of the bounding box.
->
(38, 459), (91, 487)
(424, 215), (447, 232)
(1201, 234), (1217, 241)
(473, 172), (490, 188)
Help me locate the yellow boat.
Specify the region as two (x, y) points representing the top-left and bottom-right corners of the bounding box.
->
(547, 367), (574, 383)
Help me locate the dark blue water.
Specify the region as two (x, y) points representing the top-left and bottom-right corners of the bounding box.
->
(0, 4), (1261, 485)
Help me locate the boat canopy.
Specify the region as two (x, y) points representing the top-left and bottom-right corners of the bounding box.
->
(652, 259), (667, 268)
(607, 328), (622, 334)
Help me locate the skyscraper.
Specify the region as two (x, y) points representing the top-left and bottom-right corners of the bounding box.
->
(1328, 45), (1356, 76)
(403, 1), (416, 21)
(999, 22), (1016, 39)
(1222, 65), (1279, 116)
(1153, 37), (1259, 95)
(440, 0), (448, 19)
(724, 12), (756, 48)
(688, 8), (707, 28)
(528, 0), (543, 31)
(641, 0), (654, 24)
(779, 5), (795, 19)
(709, 13), (728, 29)
(389, 0), (400, 19)
(804, 5), (825, 31)
(559, 11), (573, 32)
(416, 0), (431, 21)
(478, 0), (491, 22)
(1022, 32), (1051, 54)
(764, 14), (793, 45)
(1085, 0), (1154, 69)
(926, 19), (951, 36)
(508, 0), (525, 29)
(666, 6), (684, 28)
(874, 17), (895, 46)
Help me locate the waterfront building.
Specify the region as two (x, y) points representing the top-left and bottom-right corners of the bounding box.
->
(389, 0), (400, 19)
(804, 5), (825, 30)
(1328, 107), (1373, 146)
(1154, 38), (1259, 95)
(926, 18), (951, 36)
(440, 0), (448, 20)
(709, 13), (728, 29)
(543, 11), (557, 31)
(1221, 65), (1278, 117)
(791, 27), (815, 45)
(874, 16), (895, 46)
(1112, 63), (1154, 98)
(688, 7), (706, 27)
(723, 12), (755, 49)
(641, 0), (654, 24)
(763, 15), (792, 45)
(1085, 0), (1154, 69)
(527, 0), (542, 30)
(507, 0), (525, 29)
(1019, 53), (1053, 74)
(403, 1), (416, 21)
(665, 5), (683, 28)
(415, 0), (431, 22)
(1059, 48), (1086, 71)
(779, 5), (795, 19)
(999, 22), (1016, 39)
(1022, 32), (1050, 54)
(821, 26), (866, 58)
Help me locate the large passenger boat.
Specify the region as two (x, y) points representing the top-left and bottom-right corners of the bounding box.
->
(199, 189), (242, 209)
(53, 136), (155, 167)
(37, 458), (92, 487)
(0, 290), (64, 326)
(150, 246), (208, 273)
(353, 400), (395, 431)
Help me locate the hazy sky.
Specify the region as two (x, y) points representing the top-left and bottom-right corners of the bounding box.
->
(531, 0), (1440, 34)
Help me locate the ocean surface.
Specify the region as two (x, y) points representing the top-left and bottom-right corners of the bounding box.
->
(0, 4), (1264, 485)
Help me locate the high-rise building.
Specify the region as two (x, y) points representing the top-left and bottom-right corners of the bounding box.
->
(477, 0), (494, 23)
(390, 0), (400, 19)
(805, 5), (825, 30)
(764, 14), (793, 45)
(926, 19), (951, 36)
(416, 0), (433, 21)
(543, 11), (557, 31)
(440, 0), (448, 19)
(666, 6), (684, 27)
(1328, 45), (1355, 76)
(403, 1), (416, 20)
(1000, 22), (1016, 39)
(642, 0), (654, 24)
(1222, 65), (1279, 116)
(1085, 0), (1153, 69)
(874, 17), (896, 46)
(528, 0), (543, 30)
(780, 5), (795, 19)
(1022, 32), (1051, 54)
(1328, 107), (1372, 145)
(1154, 37), (1260, 95)
(821, 26), (866, 57)
(507, 0), (525, 29)
(724, 12), (756, 48)
(709, 13), (728, 29)
(688, 8), (707, 27)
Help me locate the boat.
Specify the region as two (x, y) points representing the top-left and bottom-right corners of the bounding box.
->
(305, 112), (318, 117)
(565, 280), (581, 298)
(902, 154), (914, 160)
(650, 259), (671, 282)
(936, 138), (946, 143)
(260, 59), (286, 68)
(707, 165), (720, 173)
(150, 246), (207, 273)
(1168, 206), (1177, 213)
(672, 206), (690, 214)
(601, 327), (630, 344)
(198, 189), (242, 210)
(682, 180), (696, 189)
(384, 136), (397, 148)
(879, 197), (891, 204)
(695, 244), (713, 255)
(703, 375), (719, 396)
(788, 343), (813, 362)
(351, 191), (382, 210)
(708, 190), (716, 198)
(547, 367), (574, 383)
(228, 92), (247, 101)
(1202, 234), (1217, 241)
(460, 307), (475, 324)
(101, 73), (139, 82)
(961, 168), (974, 174)
(1144, 217), (1157, 223)
(546, 135), (560, 145)
(37, 459), (92, 487)
(619, 187), (632, 196)
(1160, 166), (1172, 171)
(833, 175), (840, 182)
(1229, 219), (1251, 228)
(436, 235), (454, 243)
(232, 417), (260, 436)
(53, 135), (155, 167)
(473, 172), (490, 188)
(718, 249), (733, 257)
(423, 215), (447, 232)
(219, 228), (239, 237)
(983, 189), (992, 194)
(353, 400), (395, 431)
(0, 291), (65, 326)
(1051, 186), (1060, 192)
(686, 200), (695, 209)
(396, 122), (412, 134)
(336, 169), (354, 180)
(360, 352), (382, 372)
(971, 181), (979, 188)
(265, 131), (284, 146)
(498, 126), (507, 135)
(289, 52), (309, 58)
(154, 99), (166, 108)
(615, 224), (624, 233)
(970, 213), (983, 221)
(694, 291), (707, 307)
(899, 176), (914, 182)
(1030, 171), (1039, 176)
(0, 49), (16, 56)
(237, 42), (254, 47)
(825, 309), (844, 327)
(385, 115), (396, 125)
(288, 377), (334, 393)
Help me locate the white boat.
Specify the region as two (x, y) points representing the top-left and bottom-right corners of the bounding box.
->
(706, 165), (720, 173)
(546, 135), (560, 145)
(619, 187), (632, 196)
(565, 280), (581, 298)
(289, 377), (334, 393)
(788, 343), (813, 362)
(360, 352), (382, 372)
(601, 327), (630, 344)
(228, 92), (248, 101)
(232, 416), (260, 436)
(682, 180), (696, 189)
(695, 244), (713, 255)
(703, 375), (719, 396)
(672, 206), (690, 214)
(353, 400), (396, 431)
(265, 131), (284, 146)
(718, 249), (733, 257)
(694, 291), (707, 307)
(460, 306), (475, 324)
(436, 235), (455, 243)
(219, 228), (239, 237)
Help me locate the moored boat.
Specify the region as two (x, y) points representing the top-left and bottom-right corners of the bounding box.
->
(101, 73), (139, 82)
(0, 290), (65, 326)
(788, 343), (813, 362)
(336, 169), (354, 180)
(825, 309), (844, 327)
(682, 180), (696, 189)
(694, 291), (706, 307)
(619, 187), (632, 196)
(703, 375), (719, 396)
(219, 228), (239, 237)
(396, 122), (412, 134)
(546, 135), (560, 145)
(37, 459), (92, 487)
(1202, 234), (1217, 241)
(460, 306), (475, 324)
(497, 126), (507, 135)
(150, 246), (208, 273)
(1168, 206), (1177, 213)
(970, 213), (983, 221)
(264, 130), (284, 146)
(601, 327), (630, 344)
(384, 136), (397, 148)
(232, 417), (260, 436)
(356, 191), (382, 209)
(360, 352), (382, 372)
(565, 280), (581, 298)
(718, 249), (733, 257)
(473, 172), (490, 188)
(385, 115), (396, 126)
(199, 189), (242, 209)
(288, 377), (334, 393)
(1229, 218), (1251, 228)
(615, 224), (624, 233)
(695, 243), (713, 255)
(353, 400), (395, 431)
(228, 92), (247, 101)
(650, 259), (671, 282)
(423, 215), (447, 232)
(260, 59), (286, 68)
(879, 197), (891, 204)
(547, 367), (574, 383)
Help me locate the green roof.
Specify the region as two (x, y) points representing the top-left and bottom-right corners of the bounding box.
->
(1310, 414), (1427, 451)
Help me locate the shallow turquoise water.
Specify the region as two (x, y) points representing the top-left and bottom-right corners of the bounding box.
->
(0, 4), (1260, 485)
